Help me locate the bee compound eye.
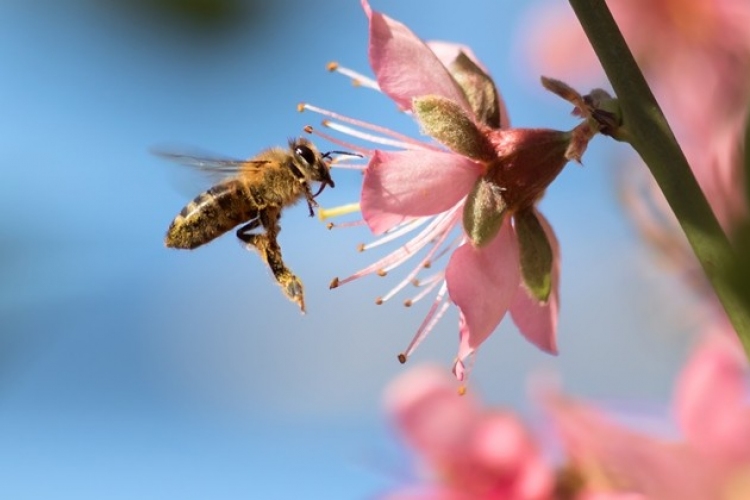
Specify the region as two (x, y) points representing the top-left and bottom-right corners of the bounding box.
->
(295, 145), (317, 166)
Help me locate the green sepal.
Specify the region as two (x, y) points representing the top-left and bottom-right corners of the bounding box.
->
(463, 176), (507, 247)
(413, 95), (494, 162)
(515, 208), (553, 302)
(448, 52), (502, 129)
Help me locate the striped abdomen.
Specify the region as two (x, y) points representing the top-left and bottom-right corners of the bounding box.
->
(165, 180), (258, 250)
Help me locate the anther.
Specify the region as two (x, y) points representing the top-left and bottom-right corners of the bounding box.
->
(458, 386), (467, 396)
(357, 243), (365, 252)
(397, 353), (407, 364)
(297, 103), (306, 113)
(375, 297), (383, 305)
(303, 125), (313, 134)
(326, 223), (334, 230)
(403, 299), (413, 307)
(377, 269), (387, 277)
(423, 261), (432, 269)
(329, 277), (340, 289)
(326, 61), (339, 72)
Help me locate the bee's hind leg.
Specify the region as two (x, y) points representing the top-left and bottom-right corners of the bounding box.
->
(236, 209), (306, 313)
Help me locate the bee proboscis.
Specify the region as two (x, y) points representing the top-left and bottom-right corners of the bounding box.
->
(157, 137), (349, 313)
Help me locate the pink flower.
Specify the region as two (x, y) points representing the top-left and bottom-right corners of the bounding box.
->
(304, 0), (595, 378)
(384, 365), (555, 499)
(544, 330), (750, 499)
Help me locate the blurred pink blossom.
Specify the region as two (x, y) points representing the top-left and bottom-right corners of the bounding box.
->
(544, 330), (750, 499)
(383, 329), (750, 498)
(384, 365), (555, 500)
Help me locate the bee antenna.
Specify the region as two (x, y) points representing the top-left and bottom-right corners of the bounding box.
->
(323, 150), (363, 159)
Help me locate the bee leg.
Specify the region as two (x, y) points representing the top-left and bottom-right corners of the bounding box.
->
(302, 183), (318, 217)
(237, 209), (306, 313)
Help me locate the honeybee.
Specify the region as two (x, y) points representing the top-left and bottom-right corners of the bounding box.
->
(158, 137), (347, 313)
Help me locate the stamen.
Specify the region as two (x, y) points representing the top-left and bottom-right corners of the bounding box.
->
(318, 203), (361, 221)
(402, 282), (450, 358)
(326, 61), (380, 91)
(377, 216), (454, 304)
(323, 120), (418, 150)
(404, 272), (445, 306)
(327, 220), (367, 229)
(301, 103), (436, 149)
(359, 217), (429, 251)
(302, 124), (373, 160)
(380, 209), (460, 274)
(332, 205), (460, 287)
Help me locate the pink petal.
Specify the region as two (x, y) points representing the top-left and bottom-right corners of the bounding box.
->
(510, 210), (560, 354)
(361, 0), (470, 113)
(426, 40), (491, 74)
(384, 365), (480, 463)
(361, 149), (482, 235)
(446, 220), (521, 360)
(674, 328), (750, 462)
(543, 391), (717, 500)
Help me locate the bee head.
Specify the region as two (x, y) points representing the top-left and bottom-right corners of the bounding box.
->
(290, 138), (335, 190)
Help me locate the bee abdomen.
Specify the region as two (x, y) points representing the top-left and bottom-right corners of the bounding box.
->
(165, 180), (257, 250)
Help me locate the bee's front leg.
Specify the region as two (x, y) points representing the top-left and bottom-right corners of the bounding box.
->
(237, 208), (306, 313)
(302, 182), (318, 217)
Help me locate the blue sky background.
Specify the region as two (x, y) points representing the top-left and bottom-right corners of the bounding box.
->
(0, 1), (698, 498)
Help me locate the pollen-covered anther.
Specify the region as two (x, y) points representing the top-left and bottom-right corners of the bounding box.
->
(326, 223), (334, 230)
(297, 102), (307, 113)
(326, 61), (339, 72)
(377, 269), (387, 277)
(303, 125), (314, 134)
(403, 299), (413, 307)
(357, 243), (365, 252)
(375, 297), (384, 305)
(329, 277), (340, 289)
(397, 353), (408, 364)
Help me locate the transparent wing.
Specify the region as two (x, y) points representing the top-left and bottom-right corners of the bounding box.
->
(151, 146), (269, 174)
(152, 145), (271, 192)
(152, 145), (269, 196)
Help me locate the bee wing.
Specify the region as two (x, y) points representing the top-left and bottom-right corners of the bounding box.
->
(152, 146), (270, 195)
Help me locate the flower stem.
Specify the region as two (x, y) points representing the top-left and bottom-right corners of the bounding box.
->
(568, 0), (750, 357)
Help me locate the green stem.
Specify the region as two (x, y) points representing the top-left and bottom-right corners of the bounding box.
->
(568, 0), (750, 357)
